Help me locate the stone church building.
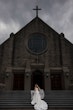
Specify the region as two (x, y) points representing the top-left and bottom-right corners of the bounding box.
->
(0, 9), (73, 109)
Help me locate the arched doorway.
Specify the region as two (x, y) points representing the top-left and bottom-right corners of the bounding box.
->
(31, 70), (44, 90)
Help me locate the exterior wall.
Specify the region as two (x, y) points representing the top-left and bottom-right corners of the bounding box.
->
(60, 33), (73, 89)
(0, 45), (4, 83)
(69, 45), (73, 89)
(0, 33), (14, 89)
(0, 17), (73, 90)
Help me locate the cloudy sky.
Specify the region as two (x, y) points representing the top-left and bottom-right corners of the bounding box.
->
(0, 0), (73, 44)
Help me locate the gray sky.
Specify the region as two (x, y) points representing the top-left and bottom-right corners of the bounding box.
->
(0, 0), (73, 44)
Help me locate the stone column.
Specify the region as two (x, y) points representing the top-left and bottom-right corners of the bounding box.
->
(44, 69), (51, 90)
(63, 67), (70, 89)
(44, 54), (51, 90)
(1, 33), (14, 90)
(60, 33), (71, 66)
(5, 67), (13, 90)
(25, 60), (31, 90)
(1, 33), (14, 68)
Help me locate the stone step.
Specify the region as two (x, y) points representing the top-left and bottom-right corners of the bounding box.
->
(0, 90), (73, 109)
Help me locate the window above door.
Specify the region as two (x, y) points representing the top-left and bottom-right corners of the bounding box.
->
(27, 33), (47, 55)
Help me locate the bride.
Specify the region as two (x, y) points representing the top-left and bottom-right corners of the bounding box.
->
(31, 84), (48, 110)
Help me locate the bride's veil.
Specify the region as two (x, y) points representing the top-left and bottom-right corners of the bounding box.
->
(39, 89), (45, 99)
(31, 89), (45, 100)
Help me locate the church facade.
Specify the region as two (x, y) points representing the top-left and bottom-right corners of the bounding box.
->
(0, 17), (73, 91)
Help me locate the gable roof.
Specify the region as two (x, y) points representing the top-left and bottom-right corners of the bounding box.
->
(15, 16), (59, 36)
(0, 17), (73, 45)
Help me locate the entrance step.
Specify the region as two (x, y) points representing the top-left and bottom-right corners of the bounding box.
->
(45, 91), (73, 108)
(0, 90), (73, 109)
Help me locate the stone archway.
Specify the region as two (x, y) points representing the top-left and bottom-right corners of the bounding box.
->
(31, 70), (44, 90)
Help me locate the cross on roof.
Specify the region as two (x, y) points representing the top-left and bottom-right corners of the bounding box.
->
(33, 5), (41, 17)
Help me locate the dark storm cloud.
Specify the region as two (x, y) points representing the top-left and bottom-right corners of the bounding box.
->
(40, 0), (73, 43)
(0, 0), (35, 43)
(0, 0), (73, 44)
(0, 0), (33, 24)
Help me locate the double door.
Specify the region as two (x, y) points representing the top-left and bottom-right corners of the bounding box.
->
(13, 73), (24, 90)
(51, 71), (63, 90)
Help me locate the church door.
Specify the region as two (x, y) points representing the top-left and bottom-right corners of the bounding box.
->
(13, 73), (24, 90)
(31, 70), (44, 90)
(51, 71), (63, 90)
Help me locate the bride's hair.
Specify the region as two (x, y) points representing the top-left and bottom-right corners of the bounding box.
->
(35, 84), (40, 91)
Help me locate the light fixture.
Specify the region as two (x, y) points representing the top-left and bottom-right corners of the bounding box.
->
(26, 72), (30, 77)
(66, 72), (69, 77)
(46, 73), (49, 77)
(6, 73), (9, 78)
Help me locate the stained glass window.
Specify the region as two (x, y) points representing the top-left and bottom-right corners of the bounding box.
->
(28, 33), (47, 54)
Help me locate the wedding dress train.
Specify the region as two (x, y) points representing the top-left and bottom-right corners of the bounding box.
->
(31, 88), (48, 110)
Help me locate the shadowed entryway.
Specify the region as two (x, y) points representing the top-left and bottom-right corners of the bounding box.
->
(31, 70), (44, 90)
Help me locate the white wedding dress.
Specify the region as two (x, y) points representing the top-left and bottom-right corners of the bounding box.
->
(31, 88), (48, 110)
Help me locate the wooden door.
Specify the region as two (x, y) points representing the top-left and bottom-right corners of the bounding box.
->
(51, 73), (62, 90)
(13, 73), (24, 90)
